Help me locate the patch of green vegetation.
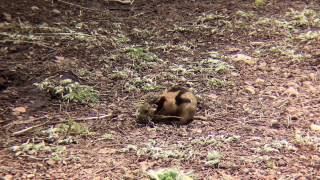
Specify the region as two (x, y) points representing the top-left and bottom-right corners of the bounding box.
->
(34, 78), (100, 104)
(172, 25), (194, 33)
(255, 0), (267, 7)
(206, 150), (222, 167)
(11, 142), (67, 158)
(115, 33), (130, 44)
(235, 10), (255, 19)
(125, 77), (162, 92)
(101, 133), (114, 140)
(270, 46), (311, 62)
(121, 140), (193, 160)
(296, 31), (320, 42)
(77, 68), (91, 78)
(197, 52), (233, 74)
(255, 17), (291, 30)
(257, 140), (297, 153)
(170, 64), (194, 77)
(148, 168), (193, 180)
(208, 78), (234, 88)
(286, 9), (320, 28)
(43, 120), (90, 143)
(192, 135), (240, 147)
(111, 70), (129, 80)
(126, 47), (158, 62)
(294, 131), (320, 152)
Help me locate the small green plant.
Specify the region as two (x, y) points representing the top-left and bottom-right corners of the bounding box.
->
(11, 142), (67, 158)
(148, 168), (193, 180)
(255, 0), (267, 7)
(296, 31), (320, 42)
(258, 140), (297, 153)
(235, 10), (255, 18)
(102, 133), (114, 140)
(126, 47), (158, 62)
(294, 131), (320, 151)
(270, 46), (311, 62)
(286, 9), (320, 28)
(208, 78), (233, 88)
(206, 150), (222, 167)
(34, 78), (100, 104)
(43, 120), (90, 142)
(125, 77), (162, 92)
(111, 70), (129, 80)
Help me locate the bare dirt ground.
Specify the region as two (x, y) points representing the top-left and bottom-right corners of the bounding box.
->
(0, 0), (320, 179)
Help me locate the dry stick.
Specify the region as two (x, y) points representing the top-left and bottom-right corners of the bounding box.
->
(12, 121), (49, 136)
(11, 114), (112, 136)
(0, 40), (55, 50)
(56, 0), (107, 12)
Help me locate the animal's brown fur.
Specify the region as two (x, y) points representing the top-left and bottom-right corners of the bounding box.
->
(154, 86), (197, 125)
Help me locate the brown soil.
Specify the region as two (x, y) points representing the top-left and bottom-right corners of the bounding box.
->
(0, 0), (320, 179)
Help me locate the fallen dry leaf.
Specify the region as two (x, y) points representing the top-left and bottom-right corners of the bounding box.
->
(12, 106), (27, 115)
(244, 86), (256, 94)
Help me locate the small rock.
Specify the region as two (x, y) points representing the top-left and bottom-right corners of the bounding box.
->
(12, 106), (27, 115)
(309, 73), (317, 81)
(271, 119), (280, 128)
(232, 54), (256, 65)
(310, 124), (320, 132)
(27, 174), (35, 178)
(2, 174), (14, 180)
(46, 159), (56, 166)
(284, 87), (299, 96)
(31, 6), (40, 11)
(244, 86), (256, 94)
(51, 9), (61, 15)
(255, 78), (265, 85)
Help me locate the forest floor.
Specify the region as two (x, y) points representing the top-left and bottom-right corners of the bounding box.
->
(0, 0), (320, 179)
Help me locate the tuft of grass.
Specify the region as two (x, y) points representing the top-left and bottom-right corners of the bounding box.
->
(148, 168), (193, 180)
(270, 46), (311, 62)
(206, 150), (222, 167)
(126, 47), (158, 62)
(296, 31), (320, 42)
(125, 77), (162, 92)
(34, 78), (99, 104)
(294, 131), (320, 152)
(11, 142), (67, 159)
(43, 120), (90, 143)
(255, 0), (267, 7)
(257, 140), (297, 153)
(208, 78), (234, 88)
(102, 133), (114, 140)
(286, 9), (320, 28)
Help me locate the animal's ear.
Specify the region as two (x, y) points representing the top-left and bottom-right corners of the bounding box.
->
(176, 91), (191, 105)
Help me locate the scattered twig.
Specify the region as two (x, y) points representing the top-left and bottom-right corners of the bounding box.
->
(56, 0), (108, 13)
(0, 40), (55, 50)
(12, 121), (49, 136)
(11, 113), (112, 136)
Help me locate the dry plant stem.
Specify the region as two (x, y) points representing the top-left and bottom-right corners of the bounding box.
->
(12, 121), (49, 136)
(11, 113), (112, 136)
(56, 0), (107, 12)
